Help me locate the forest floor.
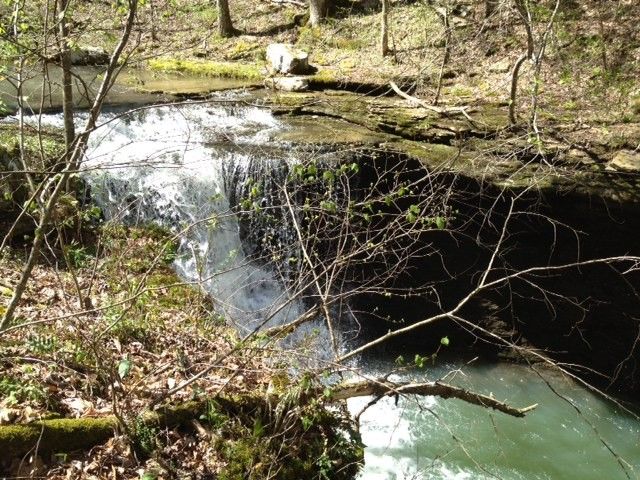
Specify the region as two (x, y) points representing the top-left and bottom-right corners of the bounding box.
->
(0, 225), (253, 477)
(105, 0), (640, 128)
(0, 223), (359, 479)
(69, 0), (639, 174)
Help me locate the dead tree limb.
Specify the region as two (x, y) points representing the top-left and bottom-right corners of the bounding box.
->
(389, 81), (475, 121)
(331, 379), (538, 418)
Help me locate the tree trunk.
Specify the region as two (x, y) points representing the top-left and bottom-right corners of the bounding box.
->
(509, 0), (534, 126)
(0, 0), (139, 332)
(485, 0), (499, 18)
(432, 6), (450, 105)
(380, 0), (390, 57)
(217, 0), (236, 37)
(57, 0), (75, 160)
(508, 53), (528, 125)
(309, 0), (327, 27)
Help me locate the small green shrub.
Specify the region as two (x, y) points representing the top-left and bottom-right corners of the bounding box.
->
(0, 373), (49, 406)
(131, 417), (160, 458)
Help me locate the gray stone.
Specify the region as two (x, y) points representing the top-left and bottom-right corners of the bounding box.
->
(68, 47), (109, 66)
(266, 43), (310, 75)
(489, 59), (512, 73)
(264, 76), (309, 92)
(608, 150), (640, 173)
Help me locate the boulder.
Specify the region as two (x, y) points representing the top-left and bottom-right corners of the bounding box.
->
(266, 43), (310, 75)
(68, 46), (110, 66)
(264, 76), (309, 92)
(489, 59), (512, 73)
(608, 150), (640, 173)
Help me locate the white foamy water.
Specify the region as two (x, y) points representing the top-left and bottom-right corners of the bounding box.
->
(349, 360), (640, 480)
(30, 103), (324, 342)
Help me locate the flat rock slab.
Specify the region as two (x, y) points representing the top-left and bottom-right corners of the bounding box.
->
(273, 116), (389, 145)
(264, 76), (309, 92)
(608, 150), (640, 173)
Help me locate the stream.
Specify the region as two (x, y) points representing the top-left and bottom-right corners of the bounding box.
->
(22, 100), (640, 479)
(350, 359), (640, 479)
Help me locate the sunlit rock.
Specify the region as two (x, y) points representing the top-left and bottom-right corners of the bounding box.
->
(266, 43), (311, 75)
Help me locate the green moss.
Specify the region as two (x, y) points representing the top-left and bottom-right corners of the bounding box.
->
(386, 140), (459, 168)
(296, 25), (324, 50)
(446, 84), (475, 99)
(148, 58), (263, 80)
(0, 417), (117, 458)
(0, 124), (66, 167)
(227, 40), (262, 61)
(308, 69), (341, 88)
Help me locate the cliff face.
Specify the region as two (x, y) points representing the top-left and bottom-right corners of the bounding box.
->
(342, 149), (640, 396)
(255, 92), (640, 395)
(2, 88), (638, 396)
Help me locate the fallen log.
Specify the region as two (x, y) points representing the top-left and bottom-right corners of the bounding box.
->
(331, 378), (538, 418)
(0, 401), (206, 459)
(0, 379), (534, 461)
(1, 417), (117, 459)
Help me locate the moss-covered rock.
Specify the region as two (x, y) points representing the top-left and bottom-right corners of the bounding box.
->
(148, 58), (263, 80)
(1, 391), (363, 480)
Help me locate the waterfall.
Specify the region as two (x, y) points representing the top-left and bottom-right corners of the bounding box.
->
(40, 101), (331, 350)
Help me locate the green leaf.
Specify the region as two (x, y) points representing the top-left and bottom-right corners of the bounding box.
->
(440, 336), (450, 347)
(320, 200), (337, 213)
(118, 358), (132, 379)
(253, 416), (264, 438)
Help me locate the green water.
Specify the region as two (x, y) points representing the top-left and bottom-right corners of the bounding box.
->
(0, 65), (257, 114)
(350, 361), (640, 479)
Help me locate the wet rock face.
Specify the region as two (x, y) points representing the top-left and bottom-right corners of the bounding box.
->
(315, 151), (640, 395)
(69, 47), (109, 66)
(47, 46), (109, 66)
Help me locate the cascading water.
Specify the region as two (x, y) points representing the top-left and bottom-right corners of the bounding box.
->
(35, 102), (328, 346)
(18, 100), (640, 480)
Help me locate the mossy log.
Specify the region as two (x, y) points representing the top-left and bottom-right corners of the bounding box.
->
(0, 380), (534, 461)
(0, 401), (206, 459)
(0, 417), (117, 459)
